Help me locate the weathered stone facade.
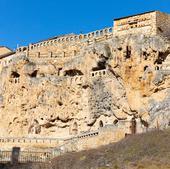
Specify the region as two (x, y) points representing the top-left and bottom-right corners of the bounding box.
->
(0, 11), (170, 150)
(114, 11), (170, 37)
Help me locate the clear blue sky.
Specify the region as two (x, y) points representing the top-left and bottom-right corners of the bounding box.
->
(0, 0), (170, 50)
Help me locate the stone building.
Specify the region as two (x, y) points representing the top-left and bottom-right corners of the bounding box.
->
(114, 11), (170, 37)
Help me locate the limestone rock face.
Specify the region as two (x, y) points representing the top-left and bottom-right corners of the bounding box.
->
(0, 33), (170, 138)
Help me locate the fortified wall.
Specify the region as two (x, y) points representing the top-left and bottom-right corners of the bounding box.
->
(0, 11), (170, 152)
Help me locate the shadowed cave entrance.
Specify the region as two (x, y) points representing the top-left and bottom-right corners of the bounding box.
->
(92, 60), (106, 71)
(11, 71), (20, 78)
(64, 69), (83, 76)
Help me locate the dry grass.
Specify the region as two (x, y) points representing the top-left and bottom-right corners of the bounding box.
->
(2, 129), (170, 169)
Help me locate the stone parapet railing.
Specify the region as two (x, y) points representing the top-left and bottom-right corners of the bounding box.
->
(90, 69), (108, 78)
(0, 137), (64, 145)
(0, 151), (11, 163)
(64, 131), (100, 142)
(67, 69), (108, 85)
(0, 150), (56, 163)
(16, 27), (113, 52)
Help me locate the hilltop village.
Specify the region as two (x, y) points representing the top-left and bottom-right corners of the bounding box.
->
(0, 11), (170, 154)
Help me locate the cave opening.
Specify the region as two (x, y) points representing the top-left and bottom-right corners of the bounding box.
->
(92, 60), (106, 71)
(144, 66), (148, 71)
(58, 68), (62, 76)
(143, 51), (149, 60)
(29, 70), (38, 77)
(125, 46), (131, 59)
(113, 119), (118, 125)
(11, 71), (20, 78)
(57, 101), (63, 106)
(64, 69), (83, 76)
(72, 122), (78, 135)
(155, 66), (160, 70)
(154, 51), (169, 64)
(99, 120), (104, 128)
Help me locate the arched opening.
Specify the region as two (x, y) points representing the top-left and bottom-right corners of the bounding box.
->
(72, 122), (78, 135)
(125, 46), (131, 59)
(99, 120), (104, 128)
(29, 70), (38, 78)
(144, 66), (148, 71)
(57, 101), (63, 106)
(155, 66), (160, 70)
(92, 60), (106, 71)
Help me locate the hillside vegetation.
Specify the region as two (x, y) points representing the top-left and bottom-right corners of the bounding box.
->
(2, 129), (170, 169)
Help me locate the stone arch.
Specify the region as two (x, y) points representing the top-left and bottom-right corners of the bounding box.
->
(155, 66), (160, 70)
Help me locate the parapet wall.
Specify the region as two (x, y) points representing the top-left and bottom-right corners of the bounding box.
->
(16, 27), (113, 53)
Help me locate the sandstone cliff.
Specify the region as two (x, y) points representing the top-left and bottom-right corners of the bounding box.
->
(0, 33), (170, 138)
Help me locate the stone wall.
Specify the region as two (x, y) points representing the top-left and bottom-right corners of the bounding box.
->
(113, 11), (157, 36)
(57, 124), (130, 152)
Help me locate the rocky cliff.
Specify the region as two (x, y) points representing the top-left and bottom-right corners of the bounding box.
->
(0, 33), (170, 138)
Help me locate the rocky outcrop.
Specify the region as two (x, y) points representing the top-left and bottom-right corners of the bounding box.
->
(0, 33), (170, 138)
